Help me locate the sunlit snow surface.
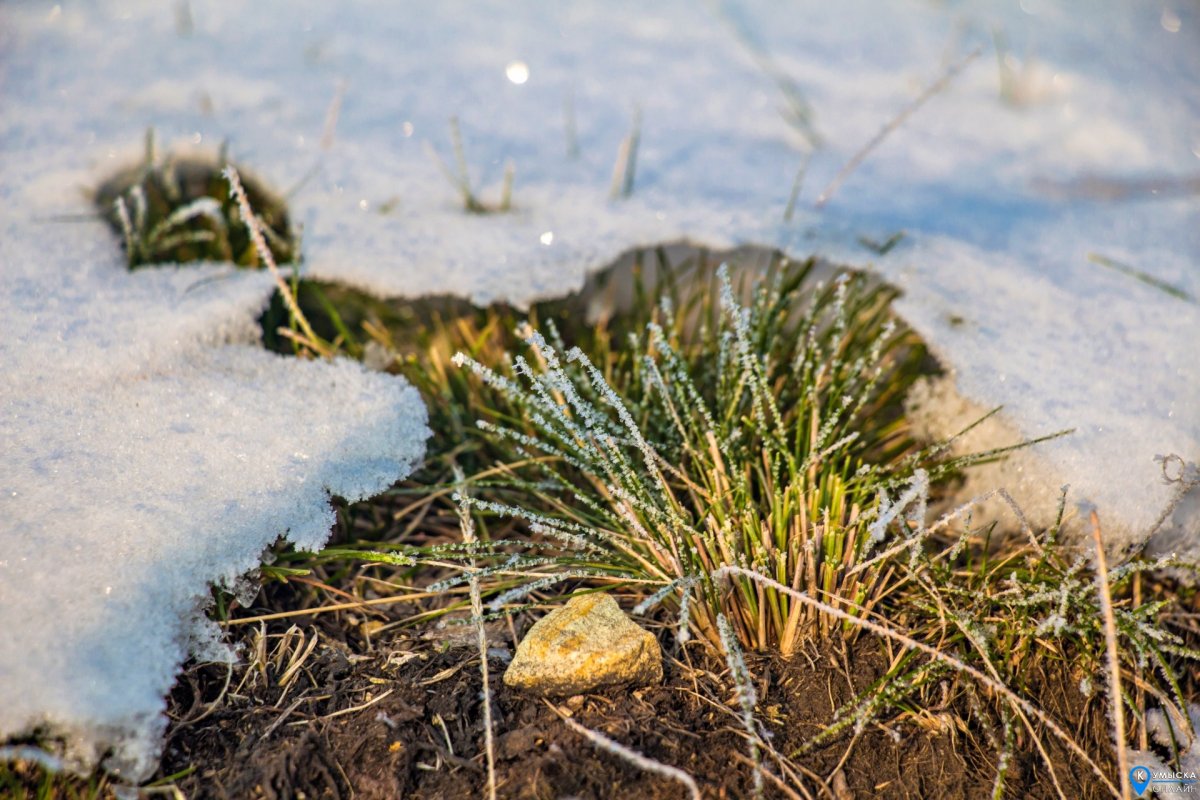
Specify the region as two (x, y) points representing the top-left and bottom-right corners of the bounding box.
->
(0, 239), (430, 778)
(1, 0), (1197, 780)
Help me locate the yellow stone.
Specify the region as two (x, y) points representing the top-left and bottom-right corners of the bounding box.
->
(503, 593), (663, 696)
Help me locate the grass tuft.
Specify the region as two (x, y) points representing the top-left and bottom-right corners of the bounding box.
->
(96, 131), (297, 269)
(609, 107), (642, 200)
(449, 255), (981, 653)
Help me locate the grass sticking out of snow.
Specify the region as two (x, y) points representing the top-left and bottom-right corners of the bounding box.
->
(146, 213), (1200, 798)
(199, 235), (1200, 795)
(95, 133), (297, 269)
(425, 117), (515, 215)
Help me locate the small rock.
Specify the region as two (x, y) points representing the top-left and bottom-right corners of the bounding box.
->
(503, 593), (662, 696)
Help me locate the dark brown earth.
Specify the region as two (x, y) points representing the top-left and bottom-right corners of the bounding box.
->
(156, 606), (1113, 800)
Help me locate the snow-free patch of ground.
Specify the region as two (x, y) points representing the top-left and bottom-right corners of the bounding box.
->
(0, 0), (1196, 780)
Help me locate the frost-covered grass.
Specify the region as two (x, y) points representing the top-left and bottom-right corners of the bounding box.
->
(447, 256), (949, 653)
(96, 133), (297, 269)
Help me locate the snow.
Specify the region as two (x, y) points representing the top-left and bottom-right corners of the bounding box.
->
(1, 0), (1197, 781)
(0, 217), (429, 778)
(1129, 703), (1200, 781)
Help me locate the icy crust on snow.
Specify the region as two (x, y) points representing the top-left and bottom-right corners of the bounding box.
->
(0, 329), (428, 778)
(0, 210), (430, 778)
(887, 233), (1198, 547)
(0, 0), (1197, 779)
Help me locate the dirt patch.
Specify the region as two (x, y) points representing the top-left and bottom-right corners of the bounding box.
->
(157, 610), (1110, 800)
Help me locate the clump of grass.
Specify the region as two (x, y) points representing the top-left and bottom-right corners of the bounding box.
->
(446, 256), (982, 652)
(96, 130), (297, 268)
(447, 257), (1039, 653)
(94, 141), (330, 365)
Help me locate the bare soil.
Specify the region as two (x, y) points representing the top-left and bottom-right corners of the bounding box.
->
(156, 601), (1112, 800)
